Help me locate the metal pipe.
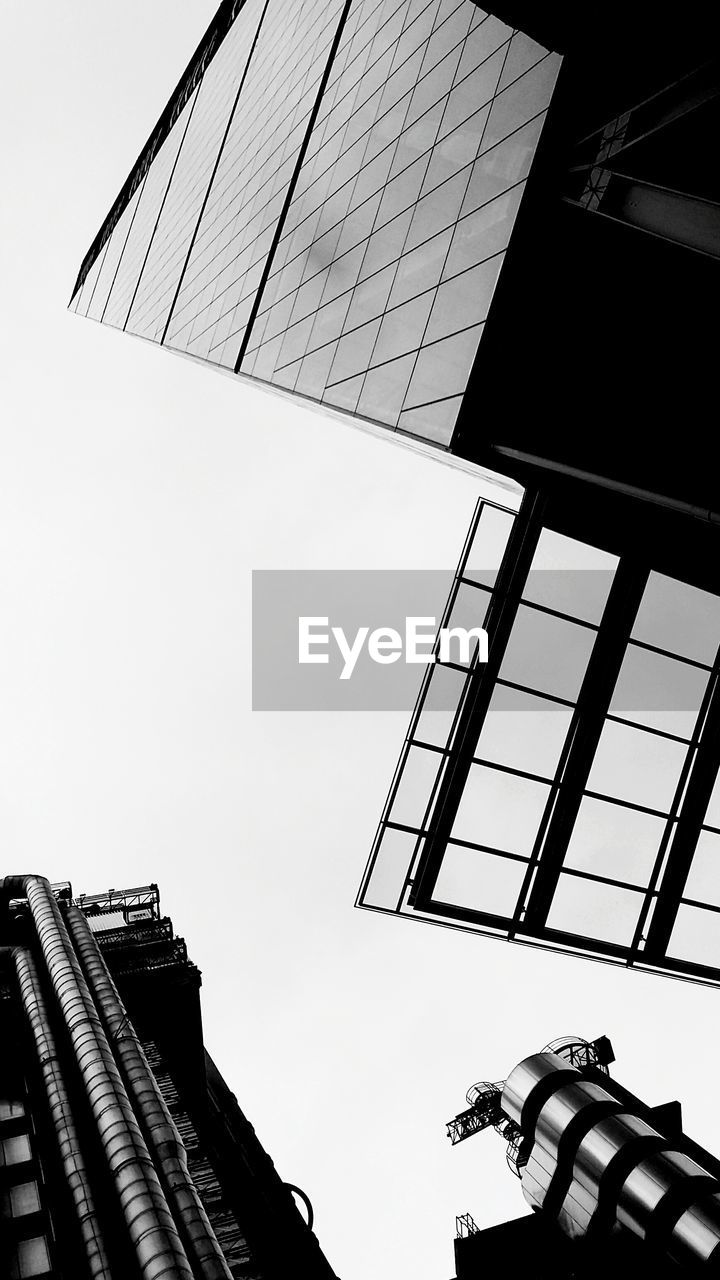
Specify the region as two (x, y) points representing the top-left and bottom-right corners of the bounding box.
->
(504, 1051), (720, 1267)
(1, 945), (113, 1280)
(1, 875), (194, 1280)
(66, 905), (234, 1280)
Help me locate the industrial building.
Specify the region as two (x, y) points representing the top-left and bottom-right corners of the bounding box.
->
(448, 1035), (720, 1276)
(0, 877), (336, 1280)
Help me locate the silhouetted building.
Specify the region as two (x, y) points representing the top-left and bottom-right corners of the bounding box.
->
(448, 1036), (720, 1277)
(359, 491), (720, 984)
(453, 3), (720, 546)
(0, 876), (336, 1280)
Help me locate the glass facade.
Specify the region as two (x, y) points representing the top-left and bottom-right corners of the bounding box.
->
(71, 0), (561, 449)
(357, 496), (720, 985)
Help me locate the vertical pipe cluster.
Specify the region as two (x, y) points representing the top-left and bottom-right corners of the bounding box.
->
(1, 875), (225, 1280)
(66, 905), (234, 1280)
(2, 944), (113, 1280)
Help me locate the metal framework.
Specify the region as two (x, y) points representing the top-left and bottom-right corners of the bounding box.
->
(455, 1213), (479, 1239)
(358, 493), (720, 985)
(74, 883), (161, 922)
(565, 58), (720, 261)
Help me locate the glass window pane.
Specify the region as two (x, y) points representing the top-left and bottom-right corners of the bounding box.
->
(480, 56), (559, 155)
(0, 1100), (25, 1120)
(451, 764), (550, 854)
(1, 1134), (31, 1167)
(372, 291), (435, 365)
(631, 572), (720, 665)
(563, 796), (666, 887)
(453, 24), (510, 107)
(463, 504), (516, 587)
(434, 845), (527, 916)
(610, 645), (709, 737)
(683, 829), (720, 907)
(523, 528), (618, 624)
(669, 904), (720, 969)
(414, 663), (469, 749)
(361, 207), (414, 277)
(547, 874), (644, 946)
(404, 325), (483, 407)
(474, 687), (574, 779)
(497, 33), (548, 93)
(362, 826), (417, 910)
(461, 113), (545, 216)
(498, 605), (596, 701)
(6, 1182), (40, 1219)
(356, 352), (416, 423)
(343, 264), (396, 331)
(294, 342), (338, 398)
(443, 182), (523, 278)
(424, 256), (502, 344)
(405, 170), (469, 250)
(9, 1234), (50, 1279)
(398, 396), (462, 445)
(387, 228), (454, 309)
(444, 581), (491, 661)
(327, 317), (382, 384)
(587, 721), (688, 812)
(388, 744), (443, 830)
(376, 156), (429, 227)
(324, 371), (364, 413)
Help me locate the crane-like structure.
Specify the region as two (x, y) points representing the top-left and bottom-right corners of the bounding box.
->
(446, 1035), (615, 1174)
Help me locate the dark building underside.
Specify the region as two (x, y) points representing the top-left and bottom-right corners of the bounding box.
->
(456, 2), (720, 585)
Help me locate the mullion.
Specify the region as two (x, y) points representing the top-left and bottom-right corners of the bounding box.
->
(521, 558), (650, 930)
(410, 488), (546, 908)
(645, 654), (720, 957)
(364, 495), (493, 911)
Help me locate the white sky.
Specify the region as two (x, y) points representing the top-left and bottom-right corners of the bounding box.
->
(3, 5), (720, 1278)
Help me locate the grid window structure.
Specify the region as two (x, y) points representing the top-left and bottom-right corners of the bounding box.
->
(71, 1), (561, 450)
(357, 495), (720, 986)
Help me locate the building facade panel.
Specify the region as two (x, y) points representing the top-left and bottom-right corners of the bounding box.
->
(76, 178), (146, 323)
(71, 0), (559, 450)
(164, 0), (347, 367)
(100, 91), (198, 332)
(127, 0), (268, 343)
(243, 2), (559, 444)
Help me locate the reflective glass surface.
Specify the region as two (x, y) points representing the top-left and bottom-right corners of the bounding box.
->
(72, 1), (561, 448)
